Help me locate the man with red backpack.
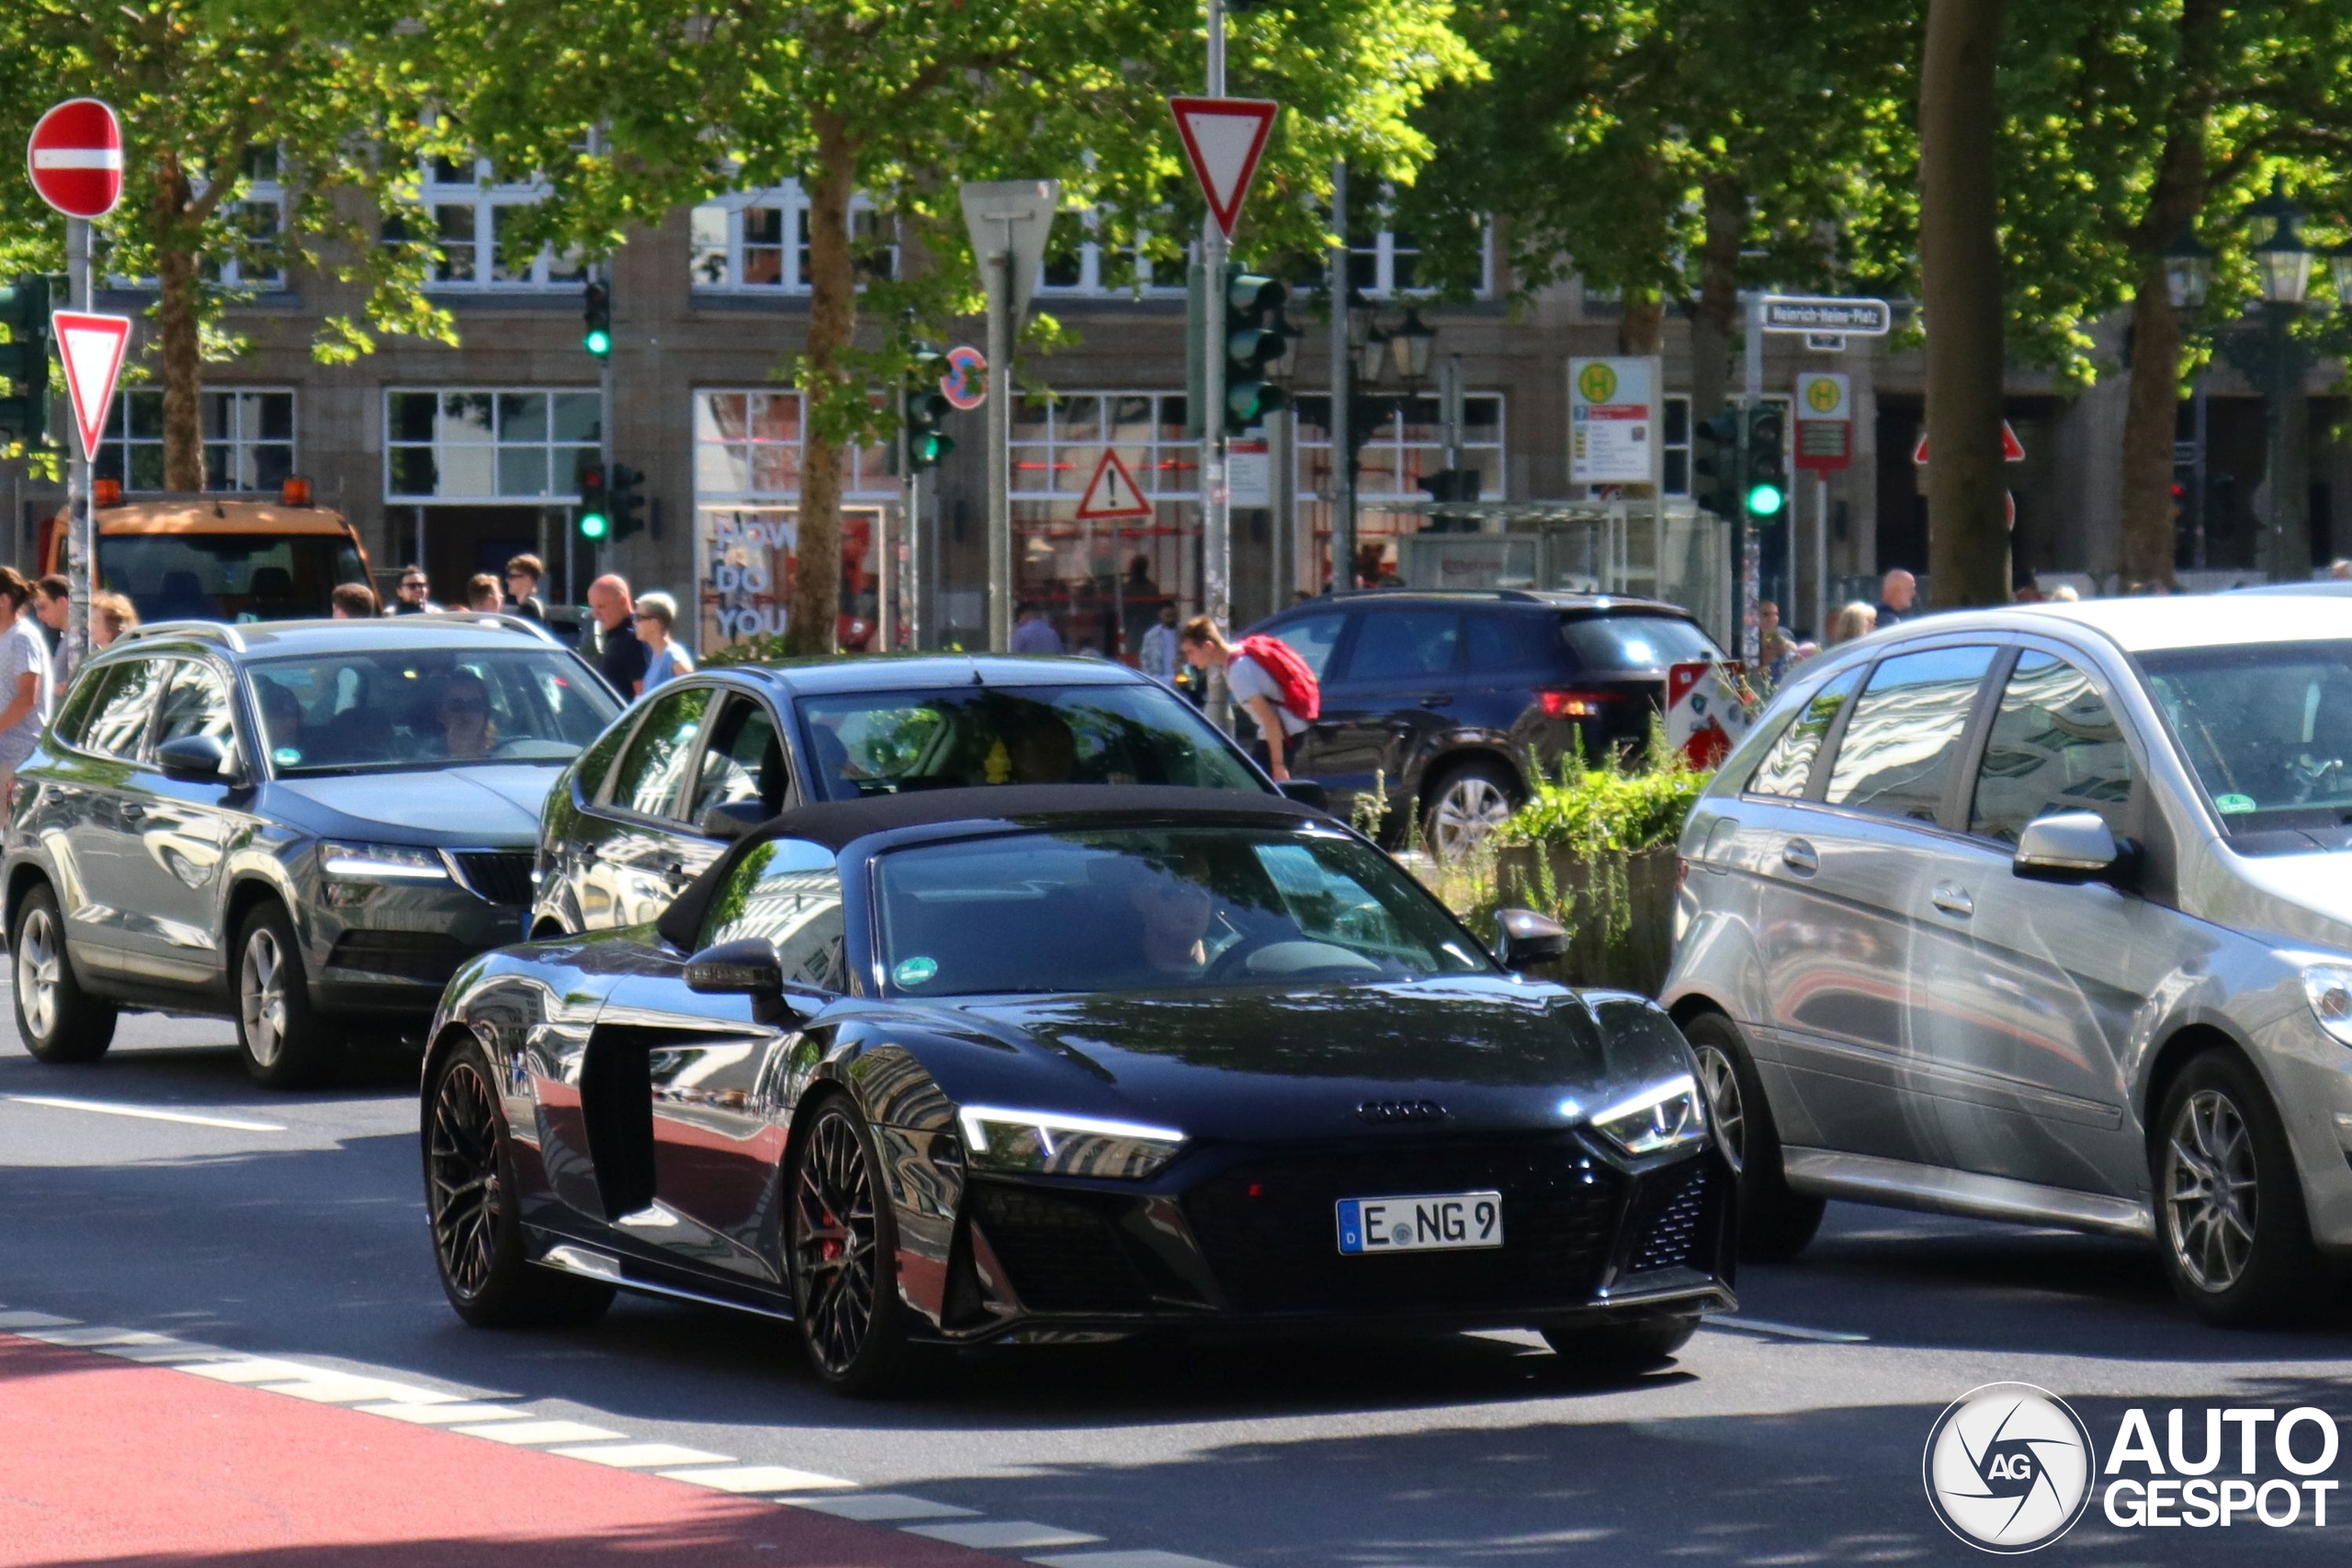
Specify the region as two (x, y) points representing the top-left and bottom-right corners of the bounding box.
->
(1179, 615), (1320, 783)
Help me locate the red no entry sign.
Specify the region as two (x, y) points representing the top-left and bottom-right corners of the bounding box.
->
(28, 99), (124, 220)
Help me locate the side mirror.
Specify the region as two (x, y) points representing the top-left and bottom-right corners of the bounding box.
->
(1276, 778), (1329, 810)
(700, 799), (771, 841)
(2014, 811), (2135, 886)
(684, 937), (784, 996)
(156, 733), (232, 784)
(1493, 907), (1569, 972)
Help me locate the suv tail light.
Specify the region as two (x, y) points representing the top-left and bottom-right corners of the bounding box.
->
(1538, 689), (1610, 719)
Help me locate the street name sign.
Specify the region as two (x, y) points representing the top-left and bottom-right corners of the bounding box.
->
(1759, 295), (1892, 336)
(1075, 448), (1154, 520)
(28, 98), (123, 220)
(52, 310), (131, 460)
(1169, 96), (1278, 239)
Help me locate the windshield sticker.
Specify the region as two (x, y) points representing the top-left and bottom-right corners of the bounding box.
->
(893, 955), (940, 988)
(2214, 793), (2257, 814)
(984, 738), (1012, 784)
(272, 747), (302, 766)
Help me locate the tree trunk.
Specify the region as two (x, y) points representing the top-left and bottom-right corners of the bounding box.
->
(1919, 0), (2008, 607)
(787, 116), (856, 658)
(1689, 175), (1745, 432)
(1619, 288), (1664, 356)
(154, 155), (207, 493)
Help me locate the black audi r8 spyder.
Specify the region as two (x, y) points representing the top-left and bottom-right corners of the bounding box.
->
(419, 785), (1736, 1393)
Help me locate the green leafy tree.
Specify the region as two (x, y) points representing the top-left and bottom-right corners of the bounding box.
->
(0, 1), (453, 487)
(430, 0), (1478, 655)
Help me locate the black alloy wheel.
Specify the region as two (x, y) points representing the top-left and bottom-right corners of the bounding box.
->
(790, 1096), (919, 1394)
(424, 1039), (613, 1328)
(2153, 1049), (2320, 1325)
(1681, 1010), (1824, 1261)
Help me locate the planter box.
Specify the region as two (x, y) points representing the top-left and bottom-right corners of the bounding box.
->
(1490, 842), (1679, 996)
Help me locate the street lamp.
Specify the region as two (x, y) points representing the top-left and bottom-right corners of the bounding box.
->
(2326, 237), (2352, 307)
(2253, 203), (2313, 305)
(2164, 222), (2213, 310)
(2245, 175), (2299, 248)
(2226, 181), (2314, 581)
(1387, 305), (1437, 383)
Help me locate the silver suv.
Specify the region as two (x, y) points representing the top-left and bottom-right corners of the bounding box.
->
(1665, 595), (2352, 1324)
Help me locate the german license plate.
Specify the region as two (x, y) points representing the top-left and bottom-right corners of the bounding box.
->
(1335, 1191), (1503, 1255)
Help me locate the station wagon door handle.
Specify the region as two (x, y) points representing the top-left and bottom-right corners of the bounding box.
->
(1780, 838), (1817, 874)
(1931, 885), (1975, 918)
(1420, 694), (1453, 708)
(119, 803), (147, 822)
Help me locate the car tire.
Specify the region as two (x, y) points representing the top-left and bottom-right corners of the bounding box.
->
(1420, 757), (1521, 861)
(233, 903), (331, 1089)
(425, 1036), (615, 1328)
(789, 1092), (925, 1396)
(1542, 1311), (1701, 1368)
(10, 882), (117, 1064)
(2153, 1049), (2322, 1326)
(1682, 1010), (1825, 1261)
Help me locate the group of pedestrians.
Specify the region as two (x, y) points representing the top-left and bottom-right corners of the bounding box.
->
(0, 570), (141, 795)
(345, 559), (697, 702)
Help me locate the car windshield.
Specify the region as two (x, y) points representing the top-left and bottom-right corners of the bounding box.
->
(875, 826), (1492, 997)
(796, 683), (1265, 799)
(102, 533), (366, 624)
(1559, 613), (1721, 671)
(247, 649), (621, 776)
(2140, 640), (2352, 832)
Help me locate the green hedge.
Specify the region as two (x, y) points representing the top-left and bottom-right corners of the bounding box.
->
(1496, 728), (1710, 857)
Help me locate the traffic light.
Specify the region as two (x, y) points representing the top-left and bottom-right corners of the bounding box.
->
(1223, 271), (1292, 434)
(582, 280), (611, 357)
(0, 275), (53, 446)
(1745, 403), (1788, 518)
(1692, 407), (1742, 520)
(903, 344), (953, 472)
(607, 463), (646, 542)
(577, 460), (609, 540)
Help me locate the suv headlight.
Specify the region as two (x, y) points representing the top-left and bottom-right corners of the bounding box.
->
(1591, 1074), (1709, 1157)
(956, 1105), (1186, 1180)
(2303, 964), (2352, 1048)
(321, 841), (451, 883)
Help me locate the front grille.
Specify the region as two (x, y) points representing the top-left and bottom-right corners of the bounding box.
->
(968, 1184), (1155, 1313)
(1182, 1139), (1625, 1314)
(1626, 1161), (1713, 1274)
(450, 851), (535, 906)
(326, 930), (470, 984)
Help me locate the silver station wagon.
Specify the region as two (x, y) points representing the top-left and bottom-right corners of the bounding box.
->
(1665, 596), (2352, 1324)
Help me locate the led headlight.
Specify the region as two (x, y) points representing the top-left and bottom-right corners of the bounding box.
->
(1591, 1073), (1709, 1157)
(955, 1105), (1186, 1180)
(320, 841), (452, 883)
(2303, 964), (2352, 1048)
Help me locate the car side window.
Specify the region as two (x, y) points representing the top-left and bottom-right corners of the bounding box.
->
(51, 660), (121, 750)
(153, 660), (235, 751)
(605, 685), (714, 819)
(1747, 668), (1862, 798)
(81, 659), (169, 761)
(690, 696), (787, 825)
(1276, 613), (1349, 680)
(1465, 613), (1521, 671)
(1824, 646), (1998, 824)
(1345, 611), (1460, 682)
(701, 838), (845, 991)
(1969, 651), (2135, 844)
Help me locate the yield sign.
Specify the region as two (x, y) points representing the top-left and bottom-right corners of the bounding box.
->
(1913, 421), (2025, 464)
(27, 98), (124, 220)
(52, 310), (132, 461)
(1075, 449), (1153, 520)
(1169, 96), (1278, 239)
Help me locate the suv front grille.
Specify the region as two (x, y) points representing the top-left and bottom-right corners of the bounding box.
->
(449, 851), (535, 905)
(326, 931), (471, 984)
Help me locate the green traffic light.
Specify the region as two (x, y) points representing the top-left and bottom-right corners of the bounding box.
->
(1746, 482), (1786, 517)
(584, 329), (611, 356)
(580, 511), (609, 539)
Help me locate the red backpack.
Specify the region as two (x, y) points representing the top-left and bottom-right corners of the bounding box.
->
(1234, 634), (1321, 723)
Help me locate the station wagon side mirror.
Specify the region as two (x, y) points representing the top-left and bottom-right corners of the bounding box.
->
(700, 799), (770, 841)
(156, 733), (232, 784)
(1493, 908), (1569, 972)
(2014, 811), (2137, 887)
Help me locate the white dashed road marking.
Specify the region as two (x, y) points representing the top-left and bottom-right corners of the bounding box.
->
(791, 1494), (982, 1522)
(548, 1441), (737, 1469)
(356, 1401), (532, 1425)
(6, 1094), (286, 1132)
(909, 1520), (1108, 1551)
(660, 1465), (856, 1494)
(452, 1418), (628, 1444)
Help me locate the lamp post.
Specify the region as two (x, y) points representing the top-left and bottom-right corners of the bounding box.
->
(1329, 289), (1438, 587)
(2165, 223), (2214, 569)
(2250, 188), (2312, 581)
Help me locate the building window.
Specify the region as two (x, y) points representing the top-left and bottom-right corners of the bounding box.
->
(109, 150), (286, 291)
(396, 157), (585, 289)
(1664, 395), (1690, 496)
(688, 186), (898, 293)
(1342, 186), (1492, 299)
(1291, 393), (1505, 502)
(691, 389), (894, 501)
(383, 389), (603, 502)
(1035, 197), (1185, 298)
(96, 389), (296, 492)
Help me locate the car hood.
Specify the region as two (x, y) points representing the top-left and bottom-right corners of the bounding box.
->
(266, 764), (558, 845)
(903, 978), (1688, 1145)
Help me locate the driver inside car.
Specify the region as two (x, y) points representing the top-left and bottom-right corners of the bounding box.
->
(435, 670), (497, 760)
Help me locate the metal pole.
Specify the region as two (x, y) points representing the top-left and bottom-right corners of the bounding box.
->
(1736, 292), (1762, 660)
(1813, 473), (1829, 642)
(2190, 378), (2209, 572)
(1201, 0), (1231, 728)
(1328, 160), (1352, 592)
(2265, 307), (2289, 581)
(598, 261), (615, 587)
(1441, 353), (1462, 471)
(1270, 405), (1295, 604)
(986, 249), (1012, 650)
(65, 218), (92, 665)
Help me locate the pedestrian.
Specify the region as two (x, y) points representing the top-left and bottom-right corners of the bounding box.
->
(466, 572), (504, 612)
(1872, 568), (1917, 627)
(1178, 615), (1317, 784)
(1137, 602), (1183, 682)
(2050, 584), (2080, 603)
(1756, 599), (1796, 687)
(1011, 601), (1064, 655)
(587, 573), (650, 694)
(331, 581), (379, 619)
(635, 591), (694, 693)
(390, 566), (435, 614)
(0, 568), (54, 799)
(34, 574), (72, 698)
(504, 554), (548, 621)
(2331, 559), (2352, 581)
(1121, 555), (1160, 654)
(1828, 601), (1877, 647)
(92, 592), (136, 649)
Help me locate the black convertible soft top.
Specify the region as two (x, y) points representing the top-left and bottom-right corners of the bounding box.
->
(656, 784), (1330, 952)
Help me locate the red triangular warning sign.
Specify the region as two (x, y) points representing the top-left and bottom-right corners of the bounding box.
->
(1913, 421), (2025, 465)
(52, 310), (132, 462)
(1169, 96), (1279, 240)
(1075, 448), (1154, 520)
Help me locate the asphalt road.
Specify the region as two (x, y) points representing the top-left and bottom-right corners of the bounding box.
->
(6, 1001), (2352, 1566)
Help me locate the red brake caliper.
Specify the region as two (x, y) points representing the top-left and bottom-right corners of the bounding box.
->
(821, 1207), (842, 1262)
